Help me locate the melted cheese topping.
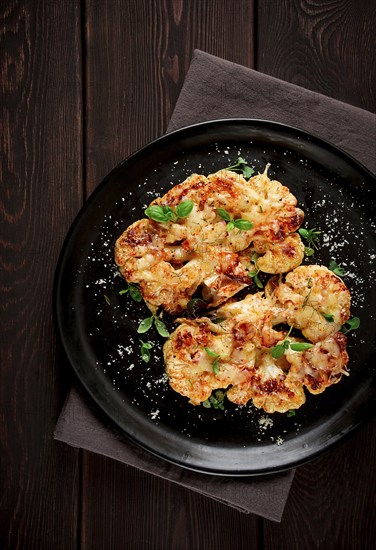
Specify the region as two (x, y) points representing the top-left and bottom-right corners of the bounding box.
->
(163, 266), (351, 413)
(114, 166), (354, 414)
(115, 168), (304, 314)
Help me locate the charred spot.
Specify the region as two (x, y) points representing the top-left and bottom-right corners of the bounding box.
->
(195, 323), (211, 345)
(306, 374), (320, 391)
(125, 226), (153, 246)
(175, 330), (194, 350)
(282, 244), (297, 258)
(233, 322), (255, 345)
(182, 239), (192, 251)
(259, 378), (291, 395)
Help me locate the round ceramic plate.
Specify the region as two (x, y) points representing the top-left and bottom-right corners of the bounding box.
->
(55, 119), (376, 476)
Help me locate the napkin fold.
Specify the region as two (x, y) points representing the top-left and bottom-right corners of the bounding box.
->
(54, 50), (376, 523)
(55, 385), (294, 522)
(168, 51), (376, 173)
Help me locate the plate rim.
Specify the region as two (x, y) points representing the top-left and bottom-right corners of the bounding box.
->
(54, 117), (376, 476)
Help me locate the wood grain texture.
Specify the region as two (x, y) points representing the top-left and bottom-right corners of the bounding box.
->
(0, 0), (82, 548)
(84, 0), (255, 190)
(2, 0), (375, 547)
(257, 0), (376, 112)
(81, 453), (261, 550)
(257, 1), (376, 547)
(263, 420), (376, 549)
(82, 1), (258, 547)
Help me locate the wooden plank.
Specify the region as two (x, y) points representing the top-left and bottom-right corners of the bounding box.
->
(257, 0), (376, 548)
(257, 0), (376, 111)
(84, 0), (255, 191)
(82, 454), (262, 550)
(82, 1), (260, 548)
(263, 422), (376, 549)
(0, 0), (82, 548)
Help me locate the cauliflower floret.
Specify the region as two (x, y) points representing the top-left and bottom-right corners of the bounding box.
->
(285, 332), (349, 394)
(163, 318), (254, 405)
(273, 265), (351, 342)
(245, 351), (306, 413)
(115, 168), (305, 314)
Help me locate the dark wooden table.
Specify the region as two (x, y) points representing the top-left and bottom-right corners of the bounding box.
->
(1, 1), (376, 548)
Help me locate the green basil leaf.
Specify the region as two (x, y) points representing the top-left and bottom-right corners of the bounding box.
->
(254, 274), (264, 289)
(322, 313), (334, 322)
(141, 348), (151, 363)
(144, 205), (169, 222)
(104, 294), (110, 305)
(204, 347), (218, 358)
(140, 340), (153, 350)
(202, 399), (211, 408)
(137, 316), (154, 333)
(211, 316), (226, 324)
(341, 316), (360, 334)
(119, 289), (128, 295)
(212, 357), (220, 375)
(298, 228), (309, 239)
(216, 208), (232, 222)
(271, 345), (285, 359)
(128, 284), (142, 302)
(328, 260), (345, 277)
(140, 340), (153, 363)
(145, 205), (175, 223)
(233, 218), (253, 230)
(175, 199), (194, 218)
(243, 165), (255, 178)
(290, 343), (314, 352)
(154, 317), (170, 338)
(304, 246), (314, 256)
(287, 409), (296, 417)
(227, 220), (235, 231)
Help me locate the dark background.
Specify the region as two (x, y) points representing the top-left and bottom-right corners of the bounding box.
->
(1, 0), (375, 548)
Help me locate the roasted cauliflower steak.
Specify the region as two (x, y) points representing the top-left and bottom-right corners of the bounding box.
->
(115, 168), (304, 314)
(163, 265), (351, 413)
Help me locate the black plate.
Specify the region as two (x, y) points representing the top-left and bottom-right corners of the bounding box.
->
(55, 119), (376, 476)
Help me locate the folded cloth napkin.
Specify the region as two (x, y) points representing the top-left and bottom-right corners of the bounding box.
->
(55, 385), (294, 521)
(168, 51), (376, 173)
(54, 50), (376, 523)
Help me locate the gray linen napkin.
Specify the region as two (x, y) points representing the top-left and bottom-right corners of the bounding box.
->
(54, 50), (376, 523)
(55, 385), (294, 522)
(168, 51), (376, 173)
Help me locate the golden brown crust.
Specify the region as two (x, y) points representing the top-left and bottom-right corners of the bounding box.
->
(115, 168), (305, 314)
(163, 267), (352, 413)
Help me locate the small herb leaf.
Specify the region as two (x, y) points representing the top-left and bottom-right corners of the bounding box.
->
(140, 340), (153, 363)
(226, 157), (255, 179)
(216, 208), (232, 222)
(212, 357), (220, 375)
(290, 343), (314, 352)
(299, 227), (321, 256)
(205, 347), (218, 358)
(243, 165), (255, 179)
(145, 205), (173, 223)
(341, 316), (360, 334)
(128, 284), (142, 302)
(287, 409), (296, 417)
(137, 316), (154, 334)
(271, 344), (286, 359)
(233, 218), (253, 230)
(329, 260), (345, 277)
(322, 313), (334, 323)
(175, 200), (194, 218)
(154, 317), (170, 338)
